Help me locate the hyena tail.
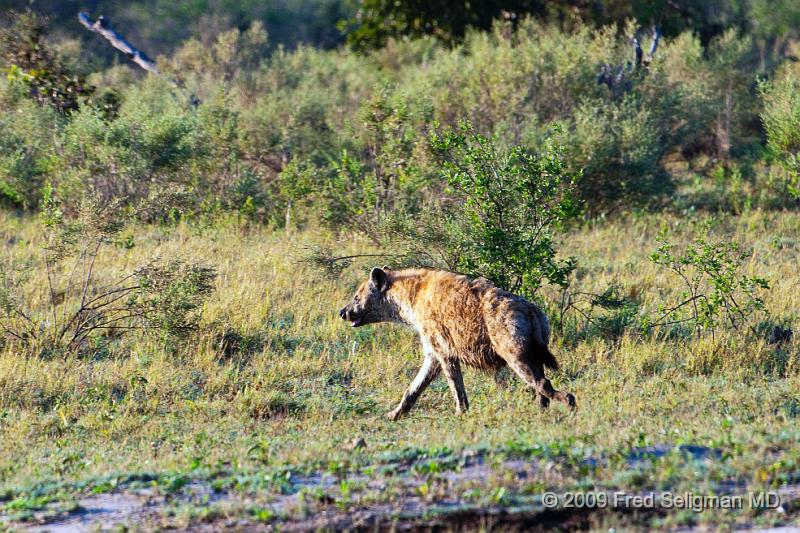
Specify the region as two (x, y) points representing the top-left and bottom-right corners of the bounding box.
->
(526, 340), (559, 371)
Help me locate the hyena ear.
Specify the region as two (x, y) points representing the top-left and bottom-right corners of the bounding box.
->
(370, 267), (389, 292)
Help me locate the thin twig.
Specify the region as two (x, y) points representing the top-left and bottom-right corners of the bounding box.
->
(81, 241), (102, 310)
(83, 285), (141, 308)
(58, 282), (139, 343)
(652, 294), (707, 326)
(60, 241), (89, 331)
(43, 249), (59, 339)
(1, 324), (26, 342)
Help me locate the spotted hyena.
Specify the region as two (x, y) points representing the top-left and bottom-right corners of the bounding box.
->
(339, 267), (576, 419)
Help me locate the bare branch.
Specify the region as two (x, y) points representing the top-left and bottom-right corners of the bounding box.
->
(57, 285), (140, 342)
(647, 26), (661, 63)
(85, 288), (139, 312)
(631, 35), (643, 69)
(651, 294), (708, 326)
(1, 324), (26, 342)
(80, 241), (102, 310)
(598, 26), (660, 95)
(78, 12), (159, 74)
(43, 250), (59, 338)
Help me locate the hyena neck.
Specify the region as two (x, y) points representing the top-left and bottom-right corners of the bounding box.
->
(383, 285), (420, 330)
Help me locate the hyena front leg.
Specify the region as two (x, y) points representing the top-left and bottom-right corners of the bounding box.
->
(440, 357), (469, 415)
(386, 355), (441, 421)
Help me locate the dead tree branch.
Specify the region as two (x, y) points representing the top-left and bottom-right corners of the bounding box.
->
(597, 26), (661, 97)
(78, 12), (159, 74)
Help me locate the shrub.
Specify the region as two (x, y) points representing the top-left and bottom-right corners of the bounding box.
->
(557, 283), (642, 342)
(167, 21), (269, 98)
(0, 84), (59, 209)
(0, 13), (795, 218)
(705, 30), (759, 160)
(272, 88), (430, 235)
(564, 93), (674, 211)
(304, 121), (579, 299)
(0, 11), (95, 114)
(647, 224), (770, 336)
(237, 45), (379, 177)
(56, 78), (201, 208)
(0, 187), (216, 355)
(400, 20), (696, 211)
(422, 121), (579, 297)
(760, 65), (800, 199)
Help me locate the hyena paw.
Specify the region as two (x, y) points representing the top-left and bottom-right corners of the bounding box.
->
(385, 409), (402, 421)
(538, 395), (550, 409)
(566, 393), (577, 409)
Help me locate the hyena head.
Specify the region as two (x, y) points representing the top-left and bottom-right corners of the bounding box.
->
(339, 267), (391, 327)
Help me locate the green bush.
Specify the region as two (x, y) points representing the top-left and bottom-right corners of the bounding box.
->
(0, 82), (59, 208)
(0, 188), (216, 355)
(564, 93), (674, 211)
(0, 12), (95, 115)
(271, 88), (431, 234)
(56, 78), (201, 208)
(304, 121), (580, 298)
(397, 21), (701, 211)
(760, 65), (800, 199)
(0, 12), (797, 217)
(647, 224), (770, 336)
(423, 122), (579, 297)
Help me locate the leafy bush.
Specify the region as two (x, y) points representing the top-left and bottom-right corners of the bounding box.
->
(705, 30), (759, 160)
(56, 78), (201, 208)
(647, 225), (770, 336)
(0, 12), (797, 217)
(422, 122), (579, 297)
(760, 65), (800, 199)
(0, 85), (59, 209)
(564, 93), (675, 211)
(557, 284), (642, 342)
(304, 121), (579, 299)
(168, 22), (269, 98)
(0, 188), (216, 355)
(272, 88), (430, 234)
(400, 21), (697, 211)
(557, 224), (772, 341)
(0, 12), (97, 114)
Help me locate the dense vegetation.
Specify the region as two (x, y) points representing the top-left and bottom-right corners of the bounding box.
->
(1, 2), (799, 529)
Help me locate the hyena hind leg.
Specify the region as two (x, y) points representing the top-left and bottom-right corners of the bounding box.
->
(495, 365), (546, 406)
(386, 355), (441, 421)
(505, 352), (576, 409)
(440, 358), (469, 415)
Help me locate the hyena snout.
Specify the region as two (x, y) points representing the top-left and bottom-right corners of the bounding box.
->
(339, 304), (368, 327)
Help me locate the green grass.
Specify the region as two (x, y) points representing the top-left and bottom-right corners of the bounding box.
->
(1, 210), (799, 529)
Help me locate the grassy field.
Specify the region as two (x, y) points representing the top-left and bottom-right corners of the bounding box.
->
(1, 209), (799, 530)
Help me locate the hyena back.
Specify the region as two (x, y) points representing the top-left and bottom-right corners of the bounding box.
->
(339, 267), (576, 419)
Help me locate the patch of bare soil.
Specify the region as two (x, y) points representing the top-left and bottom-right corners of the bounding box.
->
(8, 447), (799, 532)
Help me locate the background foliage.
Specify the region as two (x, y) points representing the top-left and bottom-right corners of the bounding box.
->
(1, 2), (800, 529)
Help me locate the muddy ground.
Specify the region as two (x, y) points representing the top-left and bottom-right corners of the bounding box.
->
(3, 445), (799, 532)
